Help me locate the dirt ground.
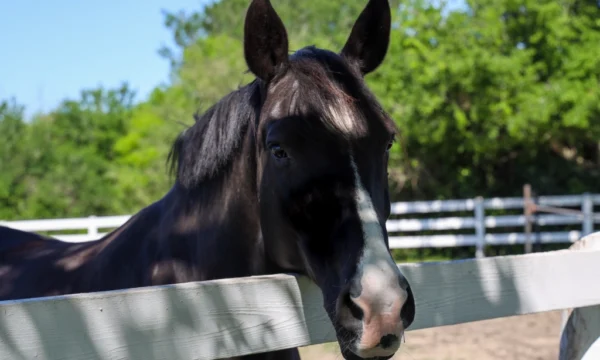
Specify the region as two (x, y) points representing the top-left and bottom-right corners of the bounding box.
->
(299, 310), (564, 360)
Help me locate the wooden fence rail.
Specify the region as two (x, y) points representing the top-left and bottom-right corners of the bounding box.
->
(1, 232), (599, 360)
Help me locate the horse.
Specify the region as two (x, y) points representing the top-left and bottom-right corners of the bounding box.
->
(0, 0), (415, 359)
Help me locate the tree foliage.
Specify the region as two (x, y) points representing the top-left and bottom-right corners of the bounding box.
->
(1, 0), (599, 224)
(379, 0), (600, 199)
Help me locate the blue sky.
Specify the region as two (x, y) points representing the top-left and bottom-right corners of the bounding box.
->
(1, 0), (467, 120)
(0, 0), (210, 119)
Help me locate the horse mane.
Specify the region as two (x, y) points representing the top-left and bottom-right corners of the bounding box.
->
(167, 80), (264, 188)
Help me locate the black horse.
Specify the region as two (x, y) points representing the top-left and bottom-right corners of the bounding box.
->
(0, 0), (415, 359)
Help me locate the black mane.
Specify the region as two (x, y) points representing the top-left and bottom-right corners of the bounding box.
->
(167, 80), (264, 188)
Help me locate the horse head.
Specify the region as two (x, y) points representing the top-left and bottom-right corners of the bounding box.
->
(242, 0), (415, 358)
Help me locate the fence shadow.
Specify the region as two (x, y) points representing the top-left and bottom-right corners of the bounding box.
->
(1, 249), (567, 359)
(0, 273), (317, 360)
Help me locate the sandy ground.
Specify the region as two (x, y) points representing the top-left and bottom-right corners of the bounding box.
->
(299, 310), (564, 360)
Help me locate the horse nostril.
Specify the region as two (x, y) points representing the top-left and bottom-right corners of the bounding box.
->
(342, 291), (364, 321)
(400, 284), (416, 329)
(379, 334), (398, 349)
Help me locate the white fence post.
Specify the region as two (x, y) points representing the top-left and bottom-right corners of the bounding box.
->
(559, 232), (600, 360)
(523, 184), (533, 254)
(474, 196), (485, 258)
(87, 215), (98, 240)
(582, 193), (594, 237)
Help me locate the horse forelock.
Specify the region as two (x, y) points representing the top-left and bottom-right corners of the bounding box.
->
(265, 46), (397, 141)
(167, 45), (396, 192)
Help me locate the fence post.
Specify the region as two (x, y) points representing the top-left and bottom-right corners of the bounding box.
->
(88, 215), (98, 240)
(559, 231), (600, 360)
(523, 184), (533, 254)
(474, 196), (485, 258)
(582, 193), (594, 237)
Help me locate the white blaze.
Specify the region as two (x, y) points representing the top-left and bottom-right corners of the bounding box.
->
(349, 155), (406, 312)
(349, 155), (407, 357)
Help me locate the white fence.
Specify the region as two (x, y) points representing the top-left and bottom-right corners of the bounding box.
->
(389, 192), (600, 257)
(0, 214), (131, 243)
(0, 232), (599, 360)
(2, 193), (599, 258)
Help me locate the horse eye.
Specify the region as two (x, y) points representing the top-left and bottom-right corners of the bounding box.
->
(270, 145), (288, 159)
(386, 135), (396, 152)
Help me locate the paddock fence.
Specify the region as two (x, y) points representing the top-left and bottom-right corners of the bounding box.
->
(0, 232), (599, 359)
(387, 188), (600, 257)
(2, 187), (599, 258)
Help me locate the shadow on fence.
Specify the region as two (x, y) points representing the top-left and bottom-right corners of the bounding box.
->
(0, 275), (307, 360)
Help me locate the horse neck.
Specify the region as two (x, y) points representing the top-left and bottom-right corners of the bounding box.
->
(159, 134), (267, 279)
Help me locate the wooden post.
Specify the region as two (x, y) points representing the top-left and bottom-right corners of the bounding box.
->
(474, 196), (485, 258)
(523, 184), (533, 254)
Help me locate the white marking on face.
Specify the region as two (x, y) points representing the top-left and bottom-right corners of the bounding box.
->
(349, 155), (400, 292)
(349, 155), (408, 357)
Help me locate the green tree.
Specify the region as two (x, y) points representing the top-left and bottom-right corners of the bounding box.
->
(0, 85), (138, 220)
(0, 99), (31, 219)
(110, 86), (185, 213)
(373, 0), (600, 199)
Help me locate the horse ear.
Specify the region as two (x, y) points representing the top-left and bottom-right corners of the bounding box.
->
(341, 0), (392, 76)
(244, 0), (289, 82)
